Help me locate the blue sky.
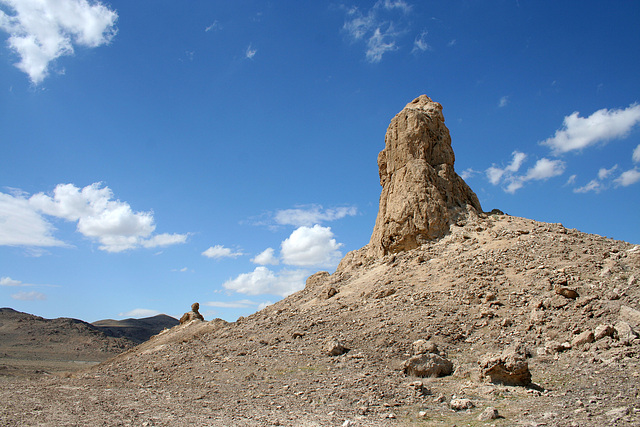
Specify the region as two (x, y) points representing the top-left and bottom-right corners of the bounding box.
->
(1, 0), (639, 322)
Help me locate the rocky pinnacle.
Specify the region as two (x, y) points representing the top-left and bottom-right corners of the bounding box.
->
(368, 95), (482, 256)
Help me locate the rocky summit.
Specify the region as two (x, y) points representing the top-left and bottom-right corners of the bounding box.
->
(1, 96), (639, 426)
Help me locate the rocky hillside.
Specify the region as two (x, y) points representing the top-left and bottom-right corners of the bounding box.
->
(0, 308), (134, 377)
(1, 96), (638, 426)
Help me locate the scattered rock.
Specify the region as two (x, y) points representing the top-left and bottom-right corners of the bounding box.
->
(571, 330), (594, 347)
(480, 345), (532, 386)
(555, 287), (579, 299)
(594, 324), (615, 341)
(614, 321), (637, 345)
(403, 353), (453, 378)
(619, 305), (640, 329)
(324, 340), (349, 356)
(450, 398), (474, 410)
(478, 406), (500, 421)
(179, 302), (204, 324)
(412, 339), (439, 355)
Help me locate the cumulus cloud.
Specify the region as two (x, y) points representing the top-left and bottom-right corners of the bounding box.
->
(0, 0), (118, 84)
(11, 290), (46, 301)
(202, 245), (243, 259)
(280, 225), (342, 267)
(275, 205), (357, 227)
(0, 183), (188, 252)
(597, 165), (618, 180)
(118, 308), (161, 318)
(0, 192), (65, 247)
(487, 153), (565, 193)
(222, 266), (307, 297)
(541, 104), (640, 155)
(615, 168), (640, 187)
(486, 151), (527, 185)
(251, 247), (279, 265)
(342, 0), (412, 63)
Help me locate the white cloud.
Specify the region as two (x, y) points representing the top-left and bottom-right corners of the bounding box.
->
(251, 247), (279, 265)
(205, 20), (220, 32)
(486, 151), (527, 185)
(26, 183), (188, 252)
(280, 224), (342, 267)
(366, 26), (397, 62)
(541, 104), (640, 154)
(275, 205), (357, 227)
(245, 44), (256, 59)
(633, 144), (640, 163)
(202, 245), (243, 259)
(488, 154), (565, 193)
(523, 158), (566, 181)
(222, 266), (308, 297)
(0, 183), (188, 252)
(0, 0), (118, 84)
(342, 1), (411, 63)
(0, 192), (65, 247)
(377, 0), (412, 13)
(204, 299), (259, 309)
(565, 174), (577, 186)
(459, 168), (479, 180)
(11, 290), (46, 301)
(574, 179), (605, 194)
(499, 96), (509, 108)
(597, 165), (618, 180)
(412, 30), (428, 53)
(615, 168), (640, 187)
(1, 276), (53, 287)
(118, 308), (161, 318)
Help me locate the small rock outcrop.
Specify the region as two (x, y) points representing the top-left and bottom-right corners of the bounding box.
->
(368, 95), (482, 256)
(179, 302), (205, 324)
(479, 345), (532, 386)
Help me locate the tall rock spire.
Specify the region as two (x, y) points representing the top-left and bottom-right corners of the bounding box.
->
(368, 95), (482, 256)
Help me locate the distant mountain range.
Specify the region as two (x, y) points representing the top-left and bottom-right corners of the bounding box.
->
(0, 307), (178, 376)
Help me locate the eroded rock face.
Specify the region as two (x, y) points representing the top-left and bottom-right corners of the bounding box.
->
(368, 95), (482, 257)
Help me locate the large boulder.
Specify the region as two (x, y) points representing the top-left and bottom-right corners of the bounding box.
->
(479, 345), (532, 386)
(368, 95), (481, 257)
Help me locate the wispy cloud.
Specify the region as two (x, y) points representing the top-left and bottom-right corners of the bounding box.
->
(1, 276), (55, 287)
(11, 291), (46, 301)
(498, 96), (509, 108)
(342, 0), (413, 63)
(245, 44), (257, 59)
(274, 205), (357, 227)
(541, 104), (640, 155)
(0, 0), (118, 84)
(205, 20), (221, 32)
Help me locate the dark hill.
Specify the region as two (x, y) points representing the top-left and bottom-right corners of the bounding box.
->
(92, 314), (179, 343)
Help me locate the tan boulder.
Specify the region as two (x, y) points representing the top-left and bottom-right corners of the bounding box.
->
(368, 95), (481, 257)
